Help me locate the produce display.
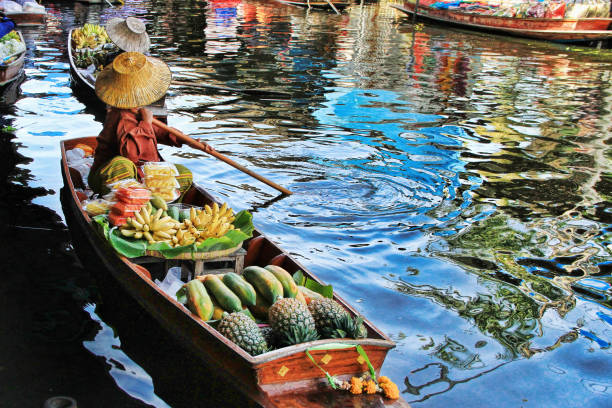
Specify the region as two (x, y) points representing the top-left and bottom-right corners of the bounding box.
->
(174, 264), (400, 399)
(71, 24), (116, 71)
(178, 265), (368, 352)
(116, 199), (237, 246)
(142, 162), (180, 202)
(0, 31), (25, 63)
(71, 23), (111, 50)
(424, 0), (611, 19)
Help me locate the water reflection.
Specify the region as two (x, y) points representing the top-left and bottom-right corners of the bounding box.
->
(1, 0), (611, 406)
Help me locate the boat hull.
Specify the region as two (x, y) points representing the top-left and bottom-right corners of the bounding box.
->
(60, 137), (403, 407)
(4, 12), (46, 26)
(392, 3), (612, 42)
(0, 31), (26, 87)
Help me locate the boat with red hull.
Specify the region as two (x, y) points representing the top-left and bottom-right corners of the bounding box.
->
(60, 136), (408, 407)
(4, 11), (46, 26)
(391, 2), (612, 43)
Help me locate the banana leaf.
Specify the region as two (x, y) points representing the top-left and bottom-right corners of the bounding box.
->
(93, 210), (254, 259)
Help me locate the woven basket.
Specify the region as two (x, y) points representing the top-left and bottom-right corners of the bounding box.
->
(145, 243), (242, 260)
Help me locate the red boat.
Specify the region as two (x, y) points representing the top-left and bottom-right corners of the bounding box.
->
(4, 11), (46, 26)
(391, 2), (612, 43)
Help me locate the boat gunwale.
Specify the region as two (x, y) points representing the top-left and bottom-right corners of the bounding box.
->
(60, 136), (395, 369)
(67, 28), (96, 92)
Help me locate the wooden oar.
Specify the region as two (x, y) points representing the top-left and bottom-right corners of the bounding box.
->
(325, 0), (340, 14)
(152, 118), (293, 196)
(172, 80), (292, 99)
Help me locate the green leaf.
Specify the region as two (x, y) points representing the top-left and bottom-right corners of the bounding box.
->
(293, 270), (306, 286)
(94, 210), (254, 259)
(176, 286), (187, 304)
(305, 278), (333, 299)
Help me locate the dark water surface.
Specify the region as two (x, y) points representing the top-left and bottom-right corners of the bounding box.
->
(1, 0), (611, 406)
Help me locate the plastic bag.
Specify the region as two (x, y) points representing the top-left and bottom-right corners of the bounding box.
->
(545, 1), (566, 18)
(83, 199), (112, 216)
(526, 3), (546, 18)
(0, 1), (23, 13)
(142, 162), (179, 177)
(115, 187), (152, 204)
(22, 1), (45, 13)
(106, 178), (145, 190)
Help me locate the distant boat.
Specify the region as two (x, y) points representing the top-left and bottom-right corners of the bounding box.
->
(0, 31), (26, 87)
(391, 2), (612, 43)
(4, 11), (46, 26)
(277, 0), (352, 11)
(67, 28), (167, 119)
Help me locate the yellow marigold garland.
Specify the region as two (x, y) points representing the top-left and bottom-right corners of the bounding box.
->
(380, 381), (400, 400)
(349, 377), (363, 394)
(364, 379), (377, 394)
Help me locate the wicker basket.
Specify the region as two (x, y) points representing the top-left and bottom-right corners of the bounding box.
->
(145, 243), (242, 260)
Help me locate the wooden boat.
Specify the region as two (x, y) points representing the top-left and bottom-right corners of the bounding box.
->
(391, 3), (612, 43)
(60, 136), (407, 407)
(277, 0), (352, 11)
(0, 31), (25, 87)
(67, 29), (167, 119)
(4, 11), (46, 27)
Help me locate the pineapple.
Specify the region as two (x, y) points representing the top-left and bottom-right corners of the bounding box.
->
(217, 312), (267, 356)
(308, 298), (367, 339)
(268, 298), (319, 346)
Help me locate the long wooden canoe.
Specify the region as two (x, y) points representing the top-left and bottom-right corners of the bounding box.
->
(60, 136), (407, 407)
(0, 31), (26, 87)
(67, 29), (167, 119)
(4, 11), (46, 26)
(391, 3), (612, 43)
(277, 0), (352, 11)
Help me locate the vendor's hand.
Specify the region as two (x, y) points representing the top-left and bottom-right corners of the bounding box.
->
(138, 107), (153, 124)
(195, 138), (215, 154)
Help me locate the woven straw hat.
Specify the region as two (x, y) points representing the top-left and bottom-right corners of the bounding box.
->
(95, 52), (171, 109)
(106, 17), (151, 53)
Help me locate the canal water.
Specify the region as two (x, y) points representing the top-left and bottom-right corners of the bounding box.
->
(1, 0), (611, 406)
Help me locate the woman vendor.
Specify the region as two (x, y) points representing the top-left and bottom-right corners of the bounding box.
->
(88, 51), (214, 195)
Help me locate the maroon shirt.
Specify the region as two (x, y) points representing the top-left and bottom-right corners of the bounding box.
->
(91, 108), (182, 175)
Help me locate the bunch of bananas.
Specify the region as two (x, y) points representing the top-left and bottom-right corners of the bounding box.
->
(72, 24), (111, 49)
(119, 202), (236, 247)
(191, 203), (235, 239)
(120, 207), (180, 244)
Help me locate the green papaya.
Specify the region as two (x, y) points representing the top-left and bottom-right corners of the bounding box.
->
(243, 266), (283, 304)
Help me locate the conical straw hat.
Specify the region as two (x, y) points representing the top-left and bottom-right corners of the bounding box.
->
(106, 17), (151, 53)
(95, 52), (171, 109)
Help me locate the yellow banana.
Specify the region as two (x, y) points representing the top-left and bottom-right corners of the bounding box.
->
(121, 229), (136, 237)
(143, 231), (154, 243)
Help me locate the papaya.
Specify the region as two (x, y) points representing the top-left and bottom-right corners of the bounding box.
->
(168, 205), (180, 221)
(223, 272), (257, 306)
(264, 265), (298, 298)
(211, 297), (225, 320)
(185, 280), (214, 321)
(204, 275), (242, 312)
(295, 289), (307, 304)
(243, 266), (283, 304)
(150, 195), (168, 211)
(298, 285), (324, 304)
(248, 288), (271, 320)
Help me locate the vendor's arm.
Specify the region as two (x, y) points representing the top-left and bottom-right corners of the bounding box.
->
(138, 107), (183, 147)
